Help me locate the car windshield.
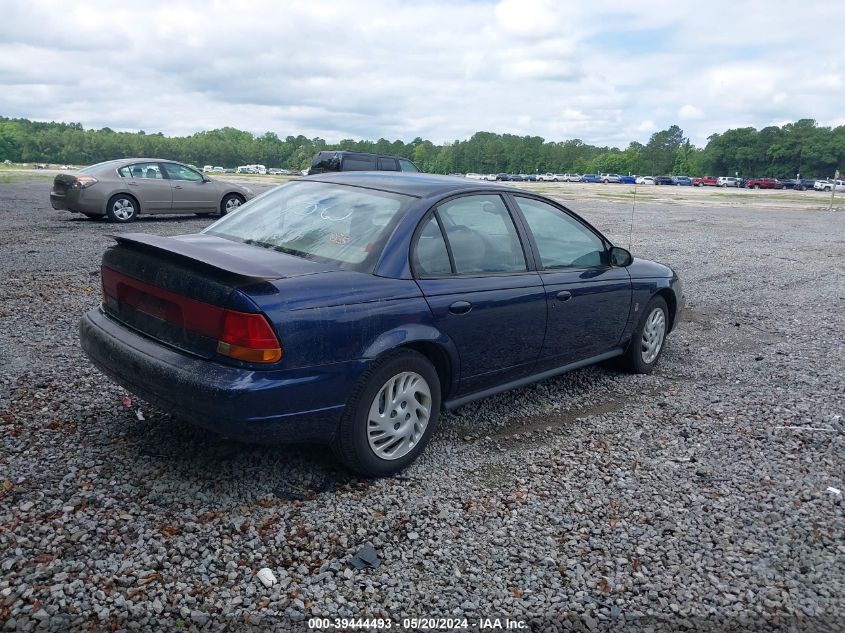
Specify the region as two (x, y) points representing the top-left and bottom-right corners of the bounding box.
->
(203, 181), (414, 271)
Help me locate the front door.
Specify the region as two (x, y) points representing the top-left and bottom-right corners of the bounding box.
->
(161, 162), (217, 212)
(412, 194), (547, 395)
(510, 195), (632, 367)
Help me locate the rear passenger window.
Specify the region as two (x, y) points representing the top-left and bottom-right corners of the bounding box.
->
(119, 163), (163, 179)
(399, 159), (419, 173)
(412, 215), (452, 277)
(377, 158), (399, 171)
(343, 156), (376, 171)
(437, 195), (527, 274)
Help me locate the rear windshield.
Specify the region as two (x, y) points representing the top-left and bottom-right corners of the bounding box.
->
(203, 181), (415, 271)
(310, 152), (340, 172)
(78, 160), (124, 175)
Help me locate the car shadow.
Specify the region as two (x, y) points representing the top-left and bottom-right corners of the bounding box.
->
(101, 408), (366, 509)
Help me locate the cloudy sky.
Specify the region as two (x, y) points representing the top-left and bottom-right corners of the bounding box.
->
(1, 0), (843, 147)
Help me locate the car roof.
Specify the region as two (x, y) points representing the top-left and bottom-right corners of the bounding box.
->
(297, 172), (520, 198)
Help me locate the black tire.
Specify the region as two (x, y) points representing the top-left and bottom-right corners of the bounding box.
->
(619, 296), (669, 374)
(332, 349), (441, 477)
(220, 193), (245, 216)
(105, 194), (138, 223)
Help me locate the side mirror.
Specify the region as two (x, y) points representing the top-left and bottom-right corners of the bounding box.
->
(202, 175), (211, 183)
(609, 246), (633, 267)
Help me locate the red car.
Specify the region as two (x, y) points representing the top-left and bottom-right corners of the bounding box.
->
(744, 178), (783, 190)
(693, 176), (718, 187)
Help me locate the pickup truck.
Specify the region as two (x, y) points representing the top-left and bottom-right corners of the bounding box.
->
(743, 178), (783, 189)
(693, 176), (718, 186)
(814, 179), (845, 192)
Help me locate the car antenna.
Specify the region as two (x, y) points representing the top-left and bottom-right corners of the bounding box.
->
(628, 179), (637, 250)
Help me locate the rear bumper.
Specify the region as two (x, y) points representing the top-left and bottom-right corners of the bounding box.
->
(50, 191), (102, 214)
(79, 308), (367, 443)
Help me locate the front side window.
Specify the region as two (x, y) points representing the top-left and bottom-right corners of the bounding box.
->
(203, 181), (414, 270)
(436, 195), (526, 274)
(514, 197), (605, 269)
(162, 163), (203, 181)
(412, 215), (451, 277)
(399, 159), (419, 173)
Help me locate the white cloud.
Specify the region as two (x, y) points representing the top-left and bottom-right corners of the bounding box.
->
(0, 0), (842, 148)
(678, 105), (704, 121)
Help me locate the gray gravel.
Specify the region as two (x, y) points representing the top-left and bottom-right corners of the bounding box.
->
(1, 176), (843, 632)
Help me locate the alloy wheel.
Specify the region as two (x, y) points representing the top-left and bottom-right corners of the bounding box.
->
(112, 198), (135, 220)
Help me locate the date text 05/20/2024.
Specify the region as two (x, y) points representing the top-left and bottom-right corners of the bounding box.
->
(307, 617), (527, 630)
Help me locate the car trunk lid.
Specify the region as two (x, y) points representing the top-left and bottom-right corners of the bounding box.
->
(100, 233), (335, 360)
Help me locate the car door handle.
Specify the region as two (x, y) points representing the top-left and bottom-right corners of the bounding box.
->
(556, 290), (572, 302)
(128, 182), (138, 186)
(448, 301), (472, 315)
(173, 185), (183, 189)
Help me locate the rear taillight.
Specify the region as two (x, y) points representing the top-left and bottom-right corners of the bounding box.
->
(101, 266), (283, 364)
(73, 176), (98, 189)
(216, 310), (283, 363)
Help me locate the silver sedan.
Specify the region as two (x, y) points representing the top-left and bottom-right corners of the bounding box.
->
(50, 158), (254, 222)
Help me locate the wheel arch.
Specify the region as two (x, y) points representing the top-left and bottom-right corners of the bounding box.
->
(654, 287), (678, 332)
(361, 326), (460, 401)
(104, 190), (141, 215)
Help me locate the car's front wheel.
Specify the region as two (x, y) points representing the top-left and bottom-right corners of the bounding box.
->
(620, 296), (668, 374)
(220, 193), (245, 216)
(333, 349), (441, 477)
(106, 194), (138, 223)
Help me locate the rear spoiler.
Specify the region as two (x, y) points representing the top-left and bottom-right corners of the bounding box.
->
(109, 233), (289, 281)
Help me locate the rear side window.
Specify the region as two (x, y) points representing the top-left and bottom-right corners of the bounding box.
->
(412, 215), (452, 277)
(343, 155), (377, 171)
(377, 158), (399, 171)
(436, 195), (527, 274)
(399, 159), (419, 173)
(118, 162), (164, 179)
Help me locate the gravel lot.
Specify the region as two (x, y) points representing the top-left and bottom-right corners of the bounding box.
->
(1, 175), (843, 632)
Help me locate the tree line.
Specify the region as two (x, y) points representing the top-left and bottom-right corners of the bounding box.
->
(1, 115), (842, 179)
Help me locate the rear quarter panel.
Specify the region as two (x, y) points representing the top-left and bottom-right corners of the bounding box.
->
(245, 272), (459, 377)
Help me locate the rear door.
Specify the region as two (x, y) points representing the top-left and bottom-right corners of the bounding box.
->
(377, 157), (399, 171)
(161, 162), (217, 212)
(412, 194), (546, 394)
(509, 195), (632, 367)
(117, 162), (172, 211)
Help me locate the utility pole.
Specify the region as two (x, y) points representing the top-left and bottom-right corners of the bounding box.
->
(830, 169), (839, 211)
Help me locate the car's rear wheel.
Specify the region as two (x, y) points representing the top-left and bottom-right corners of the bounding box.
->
(332, 349), (441, 477)
(754, 184), (761, 189)
(106, 194), (138, 223)
(620, 296), (668, 374)
(220, 193), (244, 216)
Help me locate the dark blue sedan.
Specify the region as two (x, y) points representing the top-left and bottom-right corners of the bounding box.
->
(80, 173), (683, 476)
